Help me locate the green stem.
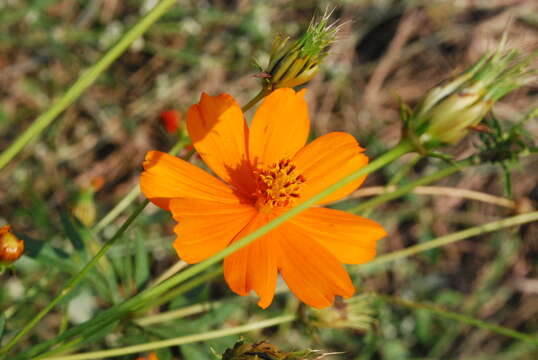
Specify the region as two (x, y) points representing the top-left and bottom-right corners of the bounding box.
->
(0, 0), (178, 172)
(241, 88), (271, 113)
(0, 201), (148, 356)
(358, 211), (538, 271)
(376, 294), (538, 345)
(387, 154), (422, 186)
(41, 315), (296, 360)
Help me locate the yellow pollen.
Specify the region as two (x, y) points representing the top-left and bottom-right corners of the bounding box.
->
(253, 159), (306, 209)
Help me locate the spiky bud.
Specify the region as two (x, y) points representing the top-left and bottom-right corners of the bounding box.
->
(404, 43), (536, 151)
(0, 225), (24, 264)
(260, 11), (339, 90)
(222, 340), (332, 360)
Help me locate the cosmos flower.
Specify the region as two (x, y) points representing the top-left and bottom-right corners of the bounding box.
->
(140, 88), (386, 308)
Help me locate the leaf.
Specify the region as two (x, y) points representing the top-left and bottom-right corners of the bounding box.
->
(134, 231), (150, 290)
(0, 312), (6, 342)
(60, 212), (86, 256)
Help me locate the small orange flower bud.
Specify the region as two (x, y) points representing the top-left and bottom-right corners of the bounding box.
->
(0, 225), (24, 264)
(159, 109), (181, 134)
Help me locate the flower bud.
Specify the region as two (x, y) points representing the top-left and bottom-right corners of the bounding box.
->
(222, 340), (328, 360)
(0, 225), (24, 264)
(260, 11), (339, 90)
(405, 45), (536, 149)
(159, 109), (181, 134)
(308, 294), (375, 332)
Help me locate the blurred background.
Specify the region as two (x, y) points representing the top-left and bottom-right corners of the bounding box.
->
(0, 0), (537, 359)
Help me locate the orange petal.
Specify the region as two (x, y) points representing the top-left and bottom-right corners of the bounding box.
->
(276, 222), (355, 308)
(223, 213), (278, 309)
(140, 151), (241, 210)
(289, 207), (386, 264)
(186, 93), (254, 194)
(248, 88), (309, 168)
(169, 199), (257, 263)
(293, 132), (368, 205)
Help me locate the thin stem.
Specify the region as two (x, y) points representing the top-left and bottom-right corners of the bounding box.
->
(376, 294), (538, 345)
(242, 88), (271, 112)
(134, 299), (225, 326)
(358, 211), (538, 271)
(350, 185), (516, 209)
(41, 315), (296, 360)
(0, 0), (178, 172)
(387, 154), (422, 186)
(0, 201), (148, 355)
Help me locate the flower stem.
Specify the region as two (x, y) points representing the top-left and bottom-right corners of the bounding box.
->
(375, 294), (538, 345)
(40, 315), (296, 360)
(242, 88), (271, 112)
(0, 0), (178, 172)
(358, 210), (538, 271)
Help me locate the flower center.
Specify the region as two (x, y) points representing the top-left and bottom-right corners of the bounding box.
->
(253, 159), (306, 211)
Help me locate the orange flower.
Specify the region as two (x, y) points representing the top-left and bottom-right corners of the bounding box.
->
(136, 353), (158, 360)
(140, 88), (387, 309)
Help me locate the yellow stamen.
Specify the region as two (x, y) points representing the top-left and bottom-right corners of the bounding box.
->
(253, 159), (306, 211)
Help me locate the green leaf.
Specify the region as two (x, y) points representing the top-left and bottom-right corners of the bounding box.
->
(135, 231), (150, 290)
(0, 312), (6, 342)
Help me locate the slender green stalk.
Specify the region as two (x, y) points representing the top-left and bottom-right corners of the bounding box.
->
(242, 88), (271, 113)
(358, 211), (538, 271)
(0, 201), (148, 355)
(376, 294), (538, 345)
(41, 315), (296, 360)
(0, 0), (178, 172)
(387, 154), (422, 186)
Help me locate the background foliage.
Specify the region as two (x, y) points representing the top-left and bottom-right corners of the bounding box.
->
(1, 0), (537, 359)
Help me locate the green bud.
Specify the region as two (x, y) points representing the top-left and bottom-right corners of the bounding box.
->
(405, 43), (536, 149)
(261, 11), (339, 90)
(308, 295), (375, 332)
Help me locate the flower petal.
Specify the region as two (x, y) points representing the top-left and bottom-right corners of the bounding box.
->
(249, 88), (309, 168)
(140, 151), (241, 210)
(170, 199), (257, 263)
(187, 93), (254, 194)
(223, 213), (278, 309)
(289, 207), (386, 264)
(293, 132), (368, 205)
(276, 222), (355, 308)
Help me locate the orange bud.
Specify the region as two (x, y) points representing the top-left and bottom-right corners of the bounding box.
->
(159, 110), (181, 134)
(90, 176), (105, 192)
(0, 225), (24, 264)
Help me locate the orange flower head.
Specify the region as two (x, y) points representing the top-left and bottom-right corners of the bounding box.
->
(0, 225), (24, 264)
(140, 88), (387, 309)
(135, 353), (158, 360)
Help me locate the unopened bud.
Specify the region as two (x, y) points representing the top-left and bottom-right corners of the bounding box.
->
(159, 109), (181, 134)
(222, 340), (331, 360)
(136, 352), (158, 360)
(261, 11), (339, 90)
(309, 294), (375, 332)
(405, 45), (536, 149)
(0, 225), (24, 264)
